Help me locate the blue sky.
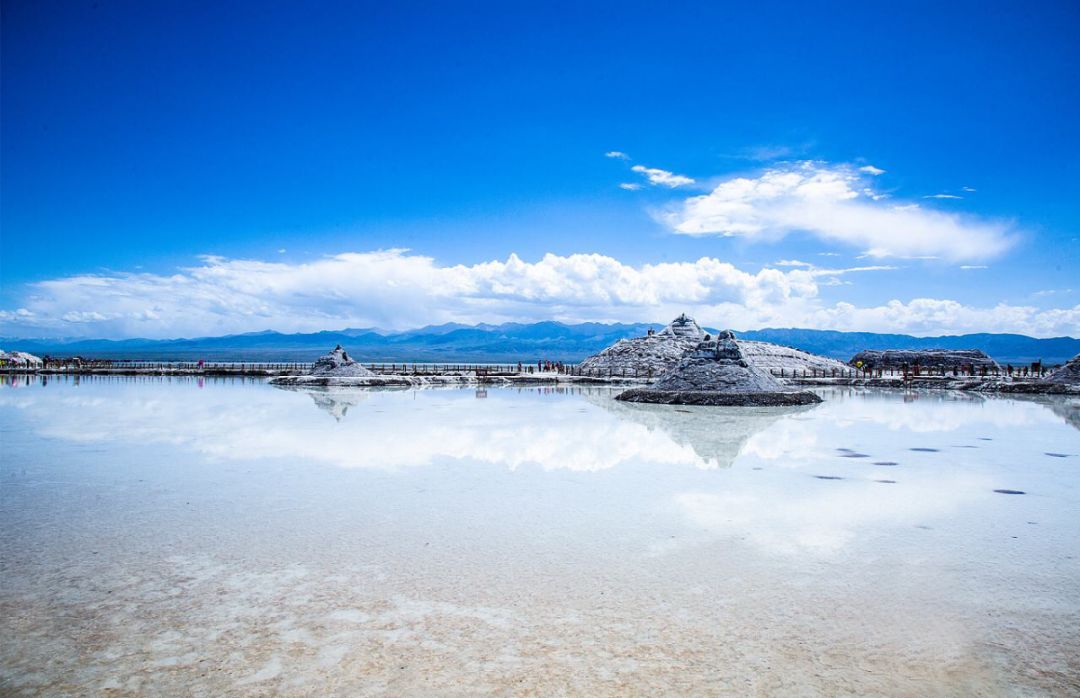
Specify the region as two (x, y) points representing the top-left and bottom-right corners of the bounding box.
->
(2, 0), (1078, 338)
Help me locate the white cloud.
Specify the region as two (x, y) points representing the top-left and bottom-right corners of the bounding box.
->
(859, 165), (885, 175)
(809, 299), (1080, 337)
(631, 165), (695, 188)
(2, 250), (1076, 339)
(962, 186), (977, 193)
(924, 193), (962, 200)
(604, 151), (629, 159)
(618, 182), (641, 191)
(959, 265), (987, 270)
(664, 161), (1014, 261)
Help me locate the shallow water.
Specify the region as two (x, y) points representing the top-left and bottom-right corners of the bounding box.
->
(1, 376), (1079, 695)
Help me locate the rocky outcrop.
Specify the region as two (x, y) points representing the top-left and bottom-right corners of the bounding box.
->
(616, 331), (823, 406)
(848, 349), (999, 372)
(311, 345), (376, 377)
(1043, 354), (1080, 386)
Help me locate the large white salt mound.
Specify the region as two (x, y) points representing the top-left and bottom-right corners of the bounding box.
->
(738, 341), (850, 374)
(578, 313), (847, 379)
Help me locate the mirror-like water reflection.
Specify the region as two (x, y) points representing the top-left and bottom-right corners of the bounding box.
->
(1, 376), (1078, 695)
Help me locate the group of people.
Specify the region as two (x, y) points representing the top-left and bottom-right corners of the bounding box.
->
(514, 360), (569, 374)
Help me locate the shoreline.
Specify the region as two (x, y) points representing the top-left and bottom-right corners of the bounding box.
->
(3, 366), (1076, 394)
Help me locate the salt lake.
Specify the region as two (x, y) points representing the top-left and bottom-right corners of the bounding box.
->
(1, 376), (1078, 695)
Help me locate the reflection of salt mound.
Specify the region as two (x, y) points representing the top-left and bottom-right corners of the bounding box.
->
(1044, 354), (1080, 387)
(617, 331), (823, 406)
(587, 391), (811, 468)
(312, 345), (375, 377)
(307, 390), (368, 421)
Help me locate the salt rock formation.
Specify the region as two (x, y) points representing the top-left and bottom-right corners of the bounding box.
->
(616, 331), (822, 406)
(849, 349), (999, 371)
(578, 314), (704, 377)
(738, 340), (850, 375)
(1043, 353), (1080, 386)
(579, 314), (847, 379)
(0, 349), (43, 367)
(311, 345), (375, 377)
(657, 313), (706, 341)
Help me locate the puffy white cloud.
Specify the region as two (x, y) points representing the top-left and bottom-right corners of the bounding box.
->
(924, 193), (962, 200)
(618, 182), (641, 191)
(2, 250), (1076, 338)
(664, 161), (1015, 261)
(631, 164), (695, 188)
(858, 165), (885, 175)
(604, 151), (629, 159)
(0, 251), (818, 338)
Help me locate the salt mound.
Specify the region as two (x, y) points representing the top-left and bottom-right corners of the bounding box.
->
(738, 340), (849, 374)
(849, 349), (999, 371)
(0, 349), (43, 367)
(1044, 354), (1080, 386)
(579, 313), (847, 379)
(311, 345), (375, 377)
(617, 331), (822, 406)
(578, 314), (706, 377)
(657, 313), (705, 341)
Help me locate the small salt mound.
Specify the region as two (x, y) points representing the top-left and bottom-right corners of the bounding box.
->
(651, 332), (784, 394)
(617, 331), (822, 406)
(311, 345), (375, 377)
(1043, 354), (1080, 386)
(0, 349), (43, 367)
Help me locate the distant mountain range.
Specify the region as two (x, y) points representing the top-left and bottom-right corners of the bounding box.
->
(3, 323), (1078, 365)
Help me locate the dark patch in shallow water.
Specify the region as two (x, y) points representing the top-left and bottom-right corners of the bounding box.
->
(993, 489), (1026, 495)
(1045, 452), (1072, 458)
(813, 475), (843, 480)
(873, 461), (899, 466)
(978, 437), (993, 441)
(875, 479), (897, 484)
(839, 453), (870, 458)
(910, 448), (939, 452)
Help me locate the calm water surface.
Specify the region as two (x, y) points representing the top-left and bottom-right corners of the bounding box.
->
(1, 376), (1078, 695)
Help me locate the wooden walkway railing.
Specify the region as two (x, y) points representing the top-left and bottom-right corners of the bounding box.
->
(0, 359), (1058, 380)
